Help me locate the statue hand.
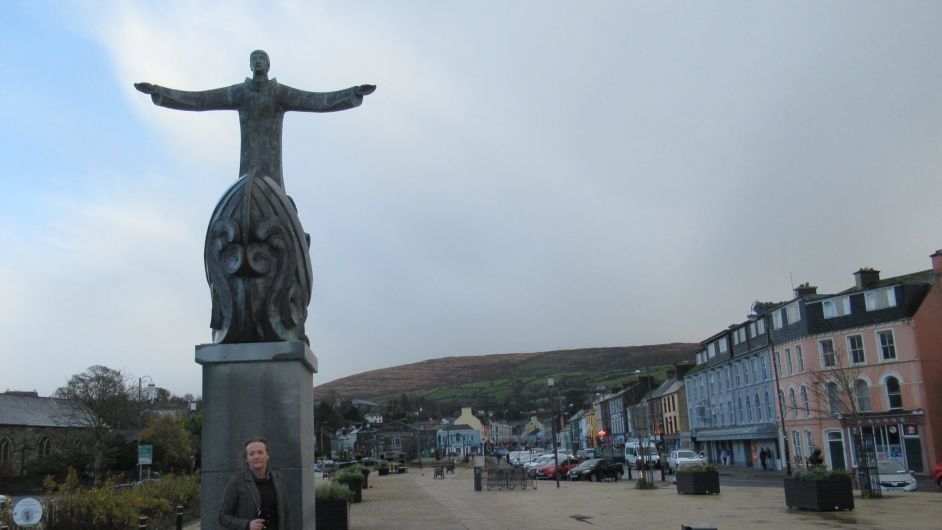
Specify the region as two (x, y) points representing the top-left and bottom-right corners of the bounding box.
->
(134, 82), (157, 94)
(356, 84), (376, 96)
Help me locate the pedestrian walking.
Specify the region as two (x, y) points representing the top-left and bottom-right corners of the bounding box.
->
(721, 448), (729, 466)
(759, 447), (768, 470)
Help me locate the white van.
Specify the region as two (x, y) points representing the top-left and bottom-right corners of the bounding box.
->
(624, 443), (660, 469)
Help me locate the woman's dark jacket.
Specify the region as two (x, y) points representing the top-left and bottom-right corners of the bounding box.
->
(218, 466), (293, 530)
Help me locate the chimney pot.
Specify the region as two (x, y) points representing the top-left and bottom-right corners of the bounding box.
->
(793, 283), (818, 298)
(932, 250), (942, 275)
(854, 268), (881, 290)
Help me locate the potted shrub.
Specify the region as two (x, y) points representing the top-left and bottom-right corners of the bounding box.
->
(315, 482), (352, 530)
(675, 463), (720, 494)
(784, 450), (854, 511)
(348, 463), (371, 489)
(378, 460), (390, 476)
(333, 469), (365, 503)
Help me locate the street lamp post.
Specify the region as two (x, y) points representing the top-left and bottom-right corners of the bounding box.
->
(548, 378), (560, 488)
(137, 376), (155, 482)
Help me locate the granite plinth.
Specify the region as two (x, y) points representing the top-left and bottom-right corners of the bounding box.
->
(196, 341), (317, 529)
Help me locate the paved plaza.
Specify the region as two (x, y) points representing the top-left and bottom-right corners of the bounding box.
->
(347, 464), (941, 530)
(183, 463), (941, 529)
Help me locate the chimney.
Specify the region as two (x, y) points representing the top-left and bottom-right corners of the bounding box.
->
(932, 250), (942, 275)
(793, 283), (817, 298)
(854, 268), (881, 290)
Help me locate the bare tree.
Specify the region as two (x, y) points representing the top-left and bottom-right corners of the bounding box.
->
(800, 345), (880, 497)
(54, 365), (136, 481)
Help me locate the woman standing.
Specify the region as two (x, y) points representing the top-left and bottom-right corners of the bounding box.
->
(219, 437), (293, 530)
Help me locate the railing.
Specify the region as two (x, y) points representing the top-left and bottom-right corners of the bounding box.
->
(484, 460), (537, 491)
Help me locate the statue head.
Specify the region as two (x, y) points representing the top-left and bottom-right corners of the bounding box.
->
(250, 50), (270, 76)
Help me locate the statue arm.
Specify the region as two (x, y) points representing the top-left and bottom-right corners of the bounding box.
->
(279, 84), (375, 112)
(134, 82), (238, 111)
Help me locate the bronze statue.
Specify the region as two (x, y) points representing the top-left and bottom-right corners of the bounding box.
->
(136, 50), (375, 344)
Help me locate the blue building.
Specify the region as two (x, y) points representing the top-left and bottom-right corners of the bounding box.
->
(437, 424), (481, 457)
(685, 308), (780, 468)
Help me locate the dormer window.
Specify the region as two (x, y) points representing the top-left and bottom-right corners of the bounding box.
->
(865, 287), (897, 311)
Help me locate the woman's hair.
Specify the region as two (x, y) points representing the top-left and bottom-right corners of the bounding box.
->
(241, 436), (270, 464)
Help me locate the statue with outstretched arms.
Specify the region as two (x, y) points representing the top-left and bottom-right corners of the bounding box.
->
(134, 50), (376, 345)
(135, 49), (375, 189)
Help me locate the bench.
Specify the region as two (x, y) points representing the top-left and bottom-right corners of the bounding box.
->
(433, 465), (445, 479)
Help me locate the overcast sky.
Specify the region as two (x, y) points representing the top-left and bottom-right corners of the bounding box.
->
(2, 1), (941, 398)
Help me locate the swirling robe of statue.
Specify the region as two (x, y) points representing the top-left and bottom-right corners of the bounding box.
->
(147, 78), (364, 344)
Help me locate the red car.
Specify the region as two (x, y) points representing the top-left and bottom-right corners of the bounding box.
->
(535, 457), (581, 480)
(933, 461), (942, 488)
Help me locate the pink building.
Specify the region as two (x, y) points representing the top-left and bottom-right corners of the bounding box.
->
(773, 252), (941, 473)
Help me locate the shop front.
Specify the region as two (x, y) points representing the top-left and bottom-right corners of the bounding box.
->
(844, 411), (926, 472)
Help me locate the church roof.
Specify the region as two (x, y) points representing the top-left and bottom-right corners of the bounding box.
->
(0, 394), (89, 428)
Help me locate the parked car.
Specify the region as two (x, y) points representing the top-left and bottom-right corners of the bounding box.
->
(314, 464), (326, 480)
(535, 457), (581, 480)
(625, 443), (660, 469)
(666, 449), (706, 472)
(524, 455), (555, 476)
(875, 460), (918, 492)
(933, 461), (942, 488)
(568, 458), (624, 482)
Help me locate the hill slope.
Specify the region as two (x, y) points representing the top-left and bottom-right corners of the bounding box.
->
(314, 343), (698, 402)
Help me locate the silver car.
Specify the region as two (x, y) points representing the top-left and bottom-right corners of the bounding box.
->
(876, 460), (918, 492)
(667, 449), (705, 472)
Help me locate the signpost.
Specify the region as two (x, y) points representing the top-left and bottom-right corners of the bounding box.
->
(138, 444), (154, 481)
(13, 498), (43, 528)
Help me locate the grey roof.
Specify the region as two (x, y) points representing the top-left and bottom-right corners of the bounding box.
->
(0, 394), (89, 428)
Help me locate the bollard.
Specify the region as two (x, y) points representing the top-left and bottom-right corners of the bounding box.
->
(661, 462), (666, 482)
(176, 504), (184, 530)
(139, 514), (148, 529)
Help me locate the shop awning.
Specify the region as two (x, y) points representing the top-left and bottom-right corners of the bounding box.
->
(692, 424), (778, 442)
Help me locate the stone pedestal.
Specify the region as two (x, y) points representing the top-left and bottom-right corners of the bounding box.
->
(196, 341), (318, 530)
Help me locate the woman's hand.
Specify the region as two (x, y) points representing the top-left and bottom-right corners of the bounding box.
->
(249, 518), (266, 530)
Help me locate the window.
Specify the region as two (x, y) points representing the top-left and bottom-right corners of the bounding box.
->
(820, 339), (836, 368)
(737, 397), (743, 423)
(792, 431), (803, 461)
(785, 348), (794, 375)
(800, 386), (810, 417)
(822, 296), (851, 318)
(761, 356), (769, 380)
(827, 382), (842, 414)
(743, 362), (750, 385)
(755, 394), (762, 422)
(708, 372), (714, 394)
(0, 437), (11, 466)
(786, 301), (801, 324)
(789, 388), (798, 418)
(774, 350), (782, 376)
(886, 377), (903, 409)
(752, 358), (758, 382)
(773, 310), (784, 330)
(778, 389), (786, 417)
(756, 319), (765, 335)
(855, 380), (871, 412)
(707, 343), (716, 358)
(805, 430), (814, 456)
(735, 364), (741, 386)
(727, 401), (733, 425)
(865, 287), (897, 311)
(877, 330), (896, 360)
(848, 335), (865, 364)
(718, 337), (728, 353)
(765, 391), (772, 419)
(38, 437), (51, 458)
(749, 322), (757, 338)
(746, 395), (753, 421)
(796, 345), (804, 372)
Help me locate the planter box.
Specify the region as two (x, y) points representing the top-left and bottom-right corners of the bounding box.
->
(784, 476), (854, 511)
(315, 499), (349, 530)
(675, 470), (720, 495)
